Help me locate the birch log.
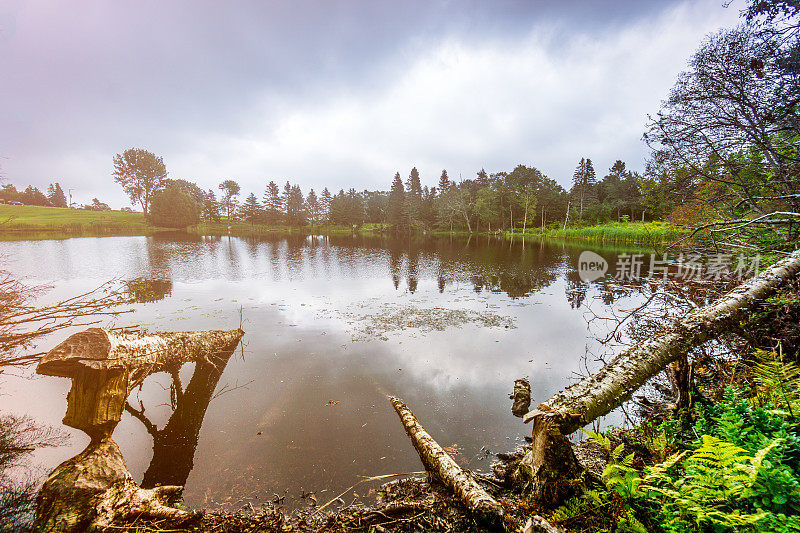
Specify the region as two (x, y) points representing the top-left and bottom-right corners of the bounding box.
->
(524, 249), (800, 434)
(389, 396), (504, 526)
(38, 327), (244, 381)
(519, 249), (800, 499)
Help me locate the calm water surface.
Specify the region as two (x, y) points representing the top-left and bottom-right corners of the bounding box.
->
(0, 233), (655, 510)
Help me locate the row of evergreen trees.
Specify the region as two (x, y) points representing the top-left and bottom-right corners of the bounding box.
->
(175, 157), (647, 231)
(0, 183), (68, 208)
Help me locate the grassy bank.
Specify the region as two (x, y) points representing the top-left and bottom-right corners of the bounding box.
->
(509, 221), (686, 246)
(0, 206), (684, 247)
(0, 204), (153, 236)
(0, 205), (393, 239)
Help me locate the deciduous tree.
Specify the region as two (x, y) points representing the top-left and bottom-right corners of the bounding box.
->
(112, 148), (167, 215)
(218, 180), (241, 220)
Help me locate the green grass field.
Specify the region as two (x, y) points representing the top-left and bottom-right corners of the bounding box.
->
(509, 221), (686, 246)
(0, 206), (685, 246)
(0, 204), (153, 236)
(0, 205), (389, 239)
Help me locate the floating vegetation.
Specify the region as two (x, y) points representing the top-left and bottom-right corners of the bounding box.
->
(343, 303), (516, 341)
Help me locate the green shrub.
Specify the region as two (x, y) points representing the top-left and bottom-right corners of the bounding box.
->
(147, 186), (200, 228)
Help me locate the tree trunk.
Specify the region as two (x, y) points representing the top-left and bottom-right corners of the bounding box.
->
(523, 202), (528, 234)
(35, 327), (244, 531)
(38, 328), (244, 380)
(519, 249), (800, 498)
(524, 249), (800, 434)
(36, 438), (197, 532)
(388, 396), (504, 526)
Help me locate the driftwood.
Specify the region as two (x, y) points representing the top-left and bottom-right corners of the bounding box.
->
(34, 327), (244, 532)
(389, 396), (504, 526)
(520, 249), (800, 498)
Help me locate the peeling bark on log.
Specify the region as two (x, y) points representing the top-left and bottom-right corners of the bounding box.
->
(519, 249), (800, 499)
(525, 249), (800, 434)
(389, 396), (504, 526)
(38, 327), (244, 380)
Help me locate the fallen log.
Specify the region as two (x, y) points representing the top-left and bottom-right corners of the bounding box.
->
(520, 248), (800, 498)
(38, 327), (244, 384)
(389, 396), (504, 526)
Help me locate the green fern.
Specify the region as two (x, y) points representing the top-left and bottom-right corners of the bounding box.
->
(751, 349), (800, 415)
(643, 435), (783, 530)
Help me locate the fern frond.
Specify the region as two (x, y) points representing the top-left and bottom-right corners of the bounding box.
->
(751, 349), (800, 413)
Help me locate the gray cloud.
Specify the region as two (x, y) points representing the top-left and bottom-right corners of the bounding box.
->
(0, 0), (740, 207)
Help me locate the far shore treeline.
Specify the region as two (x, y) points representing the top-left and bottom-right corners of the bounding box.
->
(0, 154), (666, 234)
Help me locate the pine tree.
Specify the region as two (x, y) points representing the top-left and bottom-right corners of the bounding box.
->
(306, 189), (319, 224)
(320, 187), (332, 223)
(203, 189), (221, 222)
(329, 189), (347, 225)
(263, 181), (283, 225)
(403, 167), (423, 229)
(388, 172), (406, 230)
(21, 186), (50, 206)
(346, 188), (364, 226)
(438, 170), (450, 193)
(585, 159), (597, 189)
(47, 183), (67, 207)
(240, 193), (262, 224)
(285, 184), (306, 226)
(282, 181), (292, 217)
(476, 168), (490, 188)
(406, 167), (422, 198)
(572, 158), (587, 217)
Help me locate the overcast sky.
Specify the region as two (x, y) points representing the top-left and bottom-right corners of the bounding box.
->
(0, 0), (741, 208)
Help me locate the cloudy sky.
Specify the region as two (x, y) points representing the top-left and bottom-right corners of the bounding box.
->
(1, 0), (740, 208)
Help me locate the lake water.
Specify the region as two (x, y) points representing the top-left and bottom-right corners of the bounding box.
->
(0, 233), (656, 511)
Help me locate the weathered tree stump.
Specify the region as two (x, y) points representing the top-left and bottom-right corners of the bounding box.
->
(510, 378), (531, 418)
(35, 438), (193, 532)
(34, 327), (244, 532)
